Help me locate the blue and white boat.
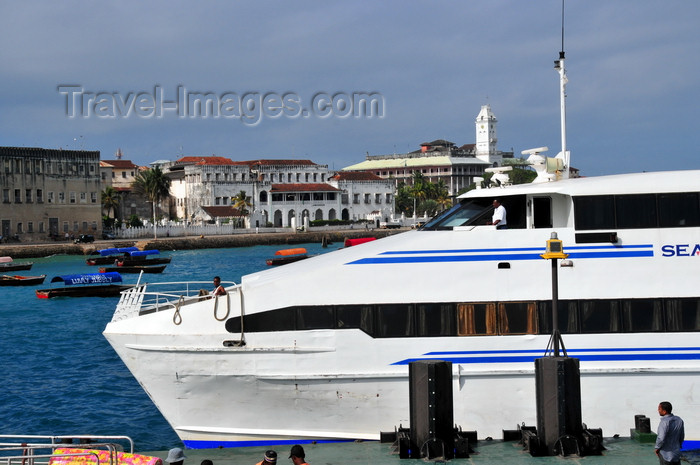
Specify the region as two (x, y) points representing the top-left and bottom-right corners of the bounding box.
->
(103, 49), (700, 450)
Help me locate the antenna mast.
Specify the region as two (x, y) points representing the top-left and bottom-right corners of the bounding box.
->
(554, 0), (570, 179)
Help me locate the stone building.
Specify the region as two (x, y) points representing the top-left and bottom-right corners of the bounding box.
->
(0, 146), (102, 241)
(328, 171), (395, 222)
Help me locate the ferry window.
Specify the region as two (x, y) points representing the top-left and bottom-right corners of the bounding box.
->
(621, 299), (663, 332)
(580, 300), (620, 333)
(533, 197), (552, 228)
(297, 306), (334, 330)
(573, 196), (615, 230)
(417, 303), (456, 337)
(538, 301), (579, 334)
(336, 305), (373, 334)
(658, 193), (700, 227)
(245, 308), (295, 332)
(498, 302), (537, 334)
(616, 195), (657, 229)
(422, 199), (492, 229)
(376, 304), (414, 337)
(457, 303), (496, 335)
(665, 298), (700, 331)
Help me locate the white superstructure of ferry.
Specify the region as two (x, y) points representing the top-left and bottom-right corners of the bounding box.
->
(103, 169), (700, 449)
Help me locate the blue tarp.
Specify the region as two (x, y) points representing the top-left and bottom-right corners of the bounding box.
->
(50, 272), (123, 285)
(98, 247), (139, 256)
(127, 249), (160, 256)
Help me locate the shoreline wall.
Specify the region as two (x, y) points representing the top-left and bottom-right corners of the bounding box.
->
(0, 229), (405, 259)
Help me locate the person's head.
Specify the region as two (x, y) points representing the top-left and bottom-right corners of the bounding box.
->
(289, 445), (305, 463)
(200, 460), (213, 465)
(493, 199), (501, 208)
(165, 448), (186, 465)
(213, 276), (221, 286)
(262, 450), (277, 464)
(658, 401), (673, 416)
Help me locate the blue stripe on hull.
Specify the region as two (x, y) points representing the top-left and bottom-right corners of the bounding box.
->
(183, 438), (355, 449)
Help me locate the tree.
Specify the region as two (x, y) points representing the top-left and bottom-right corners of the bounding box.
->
(132, 166), (171, 238)
(101, 186), (120, 227)
(232, 190), (252, 216)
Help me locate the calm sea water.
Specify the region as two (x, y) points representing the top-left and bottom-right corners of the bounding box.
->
(0, 242), (338, 451)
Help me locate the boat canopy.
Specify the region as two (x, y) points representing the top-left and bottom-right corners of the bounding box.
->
(275, 248), (307, 256)
(98, 247), (139, 256)
(0, 257), (13, 263)
(127, 249), (160, 256)
(50, 272), (123, 285)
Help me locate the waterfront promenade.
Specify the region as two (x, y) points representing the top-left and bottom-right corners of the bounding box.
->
(0, 228), (404, 259)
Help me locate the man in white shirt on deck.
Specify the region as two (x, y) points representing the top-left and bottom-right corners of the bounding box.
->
(490, 199), (507, 229)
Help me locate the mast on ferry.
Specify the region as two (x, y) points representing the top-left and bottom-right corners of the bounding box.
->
(553, 2), (570, 179)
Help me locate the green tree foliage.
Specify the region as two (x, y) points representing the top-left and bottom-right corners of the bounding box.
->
(395, 171), (452, 216)
(132, 166), (171, 238)
(101, 186), (120, 225)
(232, 190), (252, 216)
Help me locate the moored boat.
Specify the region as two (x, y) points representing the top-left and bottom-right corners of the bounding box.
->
(119, 249), (172, 266)
(0, 256), (33, 271)
(265, 247), (308, 266)
(0, 274), (46, 286)
(37, 272), (131, 298)
(86, 247), (139, 265)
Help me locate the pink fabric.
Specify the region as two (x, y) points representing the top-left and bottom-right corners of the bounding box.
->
(50, 448), (163, 465)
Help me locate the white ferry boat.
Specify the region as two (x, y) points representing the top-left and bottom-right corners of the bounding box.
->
(103, 50), (700, 450)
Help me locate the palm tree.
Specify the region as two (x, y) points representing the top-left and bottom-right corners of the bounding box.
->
(132, 166), (171, 238)
(232, 190), (252, 216)
(101, 186), (120, 227)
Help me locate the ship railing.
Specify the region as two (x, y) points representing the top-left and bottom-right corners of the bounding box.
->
(112, 280), (238, 321)
(0, 435), (134, 465)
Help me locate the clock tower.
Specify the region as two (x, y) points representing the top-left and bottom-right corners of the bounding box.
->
(475, 104), (501, 165)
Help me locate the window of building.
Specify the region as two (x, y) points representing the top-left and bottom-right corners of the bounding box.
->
(25, 189), (32, 203)
(39, 222), (45, 233)
(386, 193), (392, 204)
(122, 171), (127, 178)
(80, 192), (87, 203)
(91, 192), (97, 203)
(62, 222), (69, 232)
(16, 222), (23, 233)
(353, 193), (360, 204)
(69, 192), (76, 204)
(313, 193), (323, 201)
(47, 192), (54, 203)
(3, 189), (10, 203)
(364, 193), (371, 204)
(28, 222), (33, 233)
(112, 172), (115, 178)
(14, 189), (21, 203)
(58, 192), (65, 203)
(215, 197), (221, 205)
(79, 164), (84, 174)
(82, 221), (88, 231)
(73, 221), (79, 231)
(36, 189), (43, 203)
(89, 165), (94, 173)
(375, 194), (382, 204)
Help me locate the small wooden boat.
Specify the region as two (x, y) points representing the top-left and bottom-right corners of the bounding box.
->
(0, 256), (33, 271)
(0, 274), (47, 286)
(36, 272), (131, 298)
(344, 237), (376, 247)
(99, 264), (167, 274)
(266, 247), (308, 266)
(86, 247), (139, 265)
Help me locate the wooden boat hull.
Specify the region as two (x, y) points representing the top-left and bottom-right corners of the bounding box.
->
(35, 284), (132, 298)
(0, 275), (46, 286)
(99, 265), (166, 274)
(0, 263), (33, 271)
(266, 255), (308, 266)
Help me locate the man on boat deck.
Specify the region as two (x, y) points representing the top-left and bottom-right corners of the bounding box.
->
(289, 445), (309, 465)
(213, 276), (226, 296)
(489, 199), (507, 229)
(255, 450), (277, 465)
(165, 448), (186, 465)
(655, 401), (684, 465)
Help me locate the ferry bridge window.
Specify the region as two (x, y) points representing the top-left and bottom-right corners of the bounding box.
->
(573, 195), (615, 230)
(621, 299), (663, 332)
(417, 303), (456, 337)
(297, 305), (334, 330)
(457, 303), (497, 335)
(580, 300), (620, 333)
(665, 298), (700, 331)
(498, 302), (537, 334)
(658, 193), (700, 227)
(533, 197), (553, 228)
(376, 304), (414, 338)
(422, 199), (493, 229)
(616, 194), (657, 229)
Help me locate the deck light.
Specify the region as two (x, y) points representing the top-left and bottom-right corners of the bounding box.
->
(541, 232), (569, 260)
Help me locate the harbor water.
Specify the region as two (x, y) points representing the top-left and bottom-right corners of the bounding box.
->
(1, 242), (698, 464)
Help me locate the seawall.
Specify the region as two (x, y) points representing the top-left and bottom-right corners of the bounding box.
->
(0, 229), (405, 259)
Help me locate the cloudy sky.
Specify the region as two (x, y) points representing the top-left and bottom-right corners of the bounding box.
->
(1, 1), (698, 176)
